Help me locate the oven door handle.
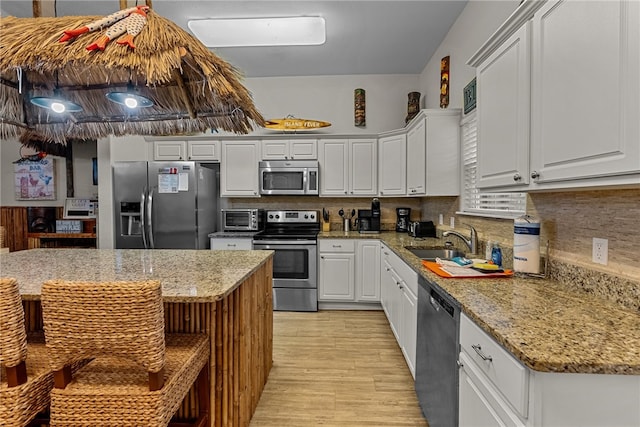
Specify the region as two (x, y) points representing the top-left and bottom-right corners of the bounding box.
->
(253, 240), (317, 246)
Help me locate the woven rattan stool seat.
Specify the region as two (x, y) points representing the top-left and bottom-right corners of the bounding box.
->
(0, 278), (51, 427)
(41, 279), (210, 427)
(49, 334), (209, 426)
(0, 341), (51, 427)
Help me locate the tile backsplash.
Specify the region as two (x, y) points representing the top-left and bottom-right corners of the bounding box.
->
(229, 196), (423, 231)
(421, 189), (640, 311)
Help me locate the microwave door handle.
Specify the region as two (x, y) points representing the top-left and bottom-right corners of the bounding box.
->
(147, 187), (155, 249)
(303, 169), (308, 194)
(140, 187), (149, 248)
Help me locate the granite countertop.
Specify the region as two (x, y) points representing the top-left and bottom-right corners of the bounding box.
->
(0, 248), (273, 303)
(319, 231), (640, 375)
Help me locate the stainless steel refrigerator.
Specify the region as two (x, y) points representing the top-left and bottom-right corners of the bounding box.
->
(113, 161), (219, 249)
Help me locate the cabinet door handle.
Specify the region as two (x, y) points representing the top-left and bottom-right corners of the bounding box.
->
(513, 173), (522, 182)
(332, 245), (342, 248)
(471, 344), (493, 362)
(531, 171), (540, 179)
(227, 244), (236, 247)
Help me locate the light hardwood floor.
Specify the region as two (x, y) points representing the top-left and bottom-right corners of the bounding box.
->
(250, 310), (428, 426)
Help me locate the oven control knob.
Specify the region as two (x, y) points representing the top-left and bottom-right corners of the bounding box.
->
(310, 214), (315, 219)
(275, 214), (280, 219)
(304, 214), (309, 219)
(268, 214), (274, 219)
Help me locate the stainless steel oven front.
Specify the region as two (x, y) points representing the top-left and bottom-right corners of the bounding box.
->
(252, 239), (317, 312)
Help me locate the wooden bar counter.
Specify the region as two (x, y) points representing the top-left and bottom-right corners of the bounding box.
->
(0, 248), (274, 427)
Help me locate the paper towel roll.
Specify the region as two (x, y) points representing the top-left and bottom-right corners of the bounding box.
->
(513, 215), (540, 274)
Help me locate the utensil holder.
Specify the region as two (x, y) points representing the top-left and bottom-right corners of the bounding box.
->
(343, 218), (351, 232)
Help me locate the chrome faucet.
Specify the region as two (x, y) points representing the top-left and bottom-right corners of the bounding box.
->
(442, 224), (478, 254)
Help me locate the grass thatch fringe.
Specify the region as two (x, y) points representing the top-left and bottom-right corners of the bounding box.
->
(0, 10), (264, 147)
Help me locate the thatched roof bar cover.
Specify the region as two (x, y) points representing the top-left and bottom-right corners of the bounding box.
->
(0, 10), (264, 145)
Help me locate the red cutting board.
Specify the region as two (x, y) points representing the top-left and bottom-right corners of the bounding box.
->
(422, 260), (514, 278)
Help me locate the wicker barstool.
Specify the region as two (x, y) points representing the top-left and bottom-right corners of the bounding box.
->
(41, 279), (210, 427)
(0, 277), (51, 427)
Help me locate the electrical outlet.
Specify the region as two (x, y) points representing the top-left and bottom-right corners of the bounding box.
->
(592, 237), (608, 265)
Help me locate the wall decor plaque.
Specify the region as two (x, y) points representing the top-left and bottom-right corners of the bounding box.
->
(440, 55), (450, 108)
(354, 88), (366, 127)
(14, 158), (56, 200)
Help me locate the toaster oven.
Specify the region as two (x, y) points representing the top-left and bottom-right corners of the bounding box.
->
(221, 209), (265, 231)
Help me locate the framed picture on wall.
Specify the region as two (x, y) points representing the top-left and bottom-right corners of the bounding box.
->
(14, 158), (56, 200)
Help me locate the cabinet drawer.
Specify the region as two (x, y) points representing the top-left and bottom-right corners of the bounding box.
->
(382, 246), (418, 295)
(460, 313), (529, 418)
(210, 238), (252, 250)
(319, 239), (355, 253)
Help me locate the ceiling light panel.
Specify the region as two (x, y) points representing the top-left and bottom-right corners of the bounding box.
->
(188, 16), (326, 47)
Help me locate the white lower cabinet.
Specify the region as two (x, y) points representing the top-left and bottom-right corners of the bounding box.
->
(459, 312), (640, 427)
(318, 239), (356, 301)
(318, 239), (380, 304)
(355, 240), (380, 302)
(459, 351), (525, 427)
(209, 237), (252, 250)
(380, 243), (418, 377)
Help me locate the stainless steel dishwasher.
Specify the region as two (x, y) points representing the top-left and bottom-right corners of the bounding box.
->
(415, 276), (460, 427)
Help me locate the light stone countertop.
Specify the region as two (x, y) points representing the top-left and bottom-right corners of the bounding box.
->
(1, 248), (273, 303)
(319, 231), (640, 375)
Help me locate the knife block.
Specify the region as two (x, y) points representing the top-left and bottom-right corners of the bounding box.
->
(322, 221), (331, 232)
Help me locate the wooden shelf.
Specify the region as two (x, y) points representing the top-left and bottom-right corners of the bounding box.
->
(27, 233), (96, 249)
(27, 233), (96, 239)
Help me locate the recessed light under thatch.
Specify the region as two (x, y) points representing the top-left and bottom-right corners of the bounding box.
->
(0, 10), (265, 148)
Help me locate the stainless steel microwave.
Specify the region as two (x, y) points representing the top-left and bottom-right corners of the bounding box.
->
(259, 160), (319, 195)
(221, 209), (265, 231)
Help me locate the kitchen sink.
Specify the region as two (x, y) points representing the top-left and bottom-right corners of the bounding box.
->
(404, 247), (465, 261)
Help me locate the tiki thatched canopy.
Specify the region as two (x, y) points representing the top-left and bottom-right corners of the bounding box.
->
(0, 9), (265, 150)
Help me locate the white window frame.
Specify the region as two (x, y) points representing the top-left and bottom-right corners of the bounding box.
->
(458, 112), (526, 219)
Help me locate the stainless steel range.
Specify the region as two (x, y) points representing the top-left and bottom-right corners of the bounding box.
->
(252, 210), (320, 312)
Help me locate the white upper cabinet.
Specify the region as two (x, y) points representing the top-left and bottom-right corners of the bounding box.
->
(319, 139), (349, 195)
(319, 138), (377, 196)
(425, 110), (461, 196)
(378, 133), (407, 196)
(153, 140), (220, 161)
(530, 0), (640, 184)
(220, 140), (260, 197)
(153, 141), (186, 161)
(470, 0), (640, 191)
(475, 23), (531, 189)
(406, 120), (425, 195)
(187, 140), (220, 161)
(350, 139), (378, 195)
(261, 139), (317, 160)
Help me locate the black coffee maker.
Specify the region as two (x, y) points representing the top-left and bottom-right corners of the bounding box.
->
(371, 198), (381, 232)
(396, 207), (411, 232)
(357, 198), (381, 233)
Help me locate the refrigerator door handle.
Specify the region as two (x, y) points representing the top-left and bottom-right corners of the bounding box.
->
(147, 187), (155, 249)
(140, 187), (149, 248)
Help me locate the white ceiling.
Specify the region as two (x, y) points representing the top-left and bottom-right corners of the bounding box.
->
(0, 0), (468, 78)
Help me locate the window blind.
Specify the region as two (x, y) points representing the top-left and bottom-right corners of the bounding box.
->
(460, 113), (526, 217)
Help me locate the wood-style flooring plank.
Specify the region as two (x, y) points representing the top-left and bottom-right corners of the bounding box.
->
(249, 310), (428, 426)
